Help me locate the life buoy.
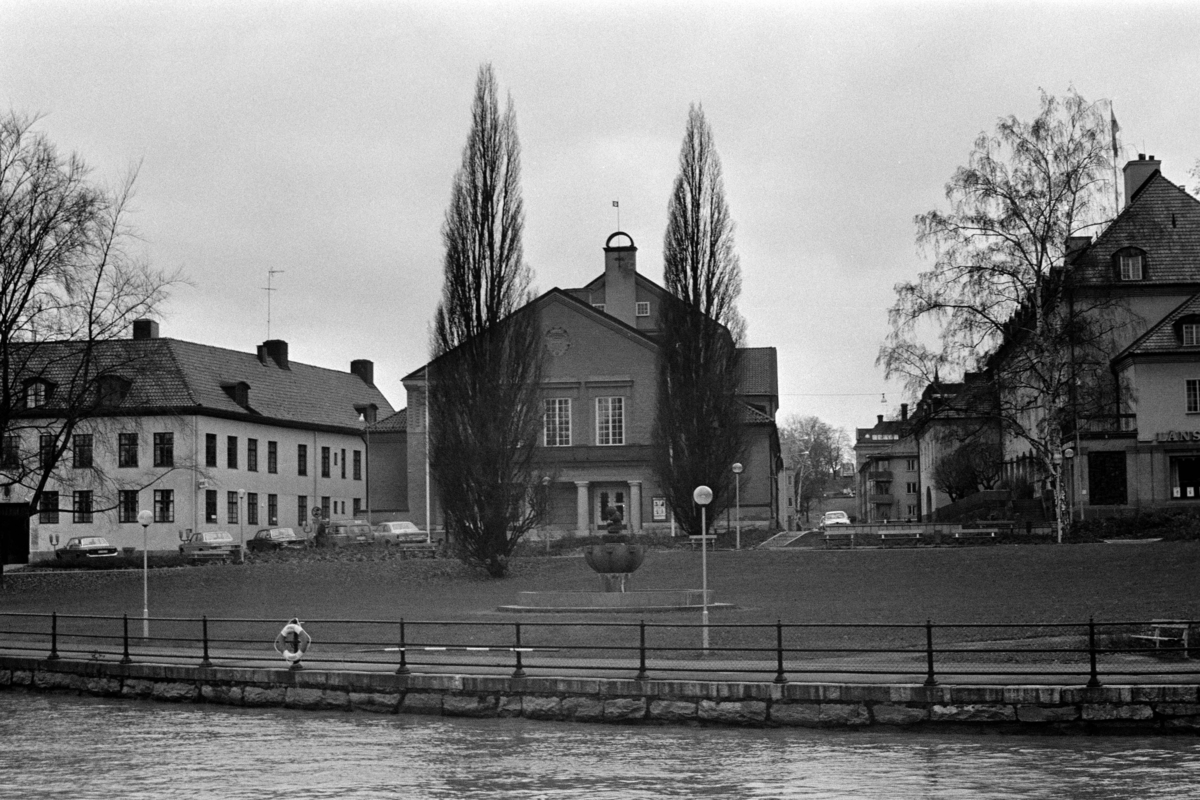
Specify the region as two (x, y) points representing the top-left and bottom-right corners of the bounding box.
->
(274, 618), (312, 664)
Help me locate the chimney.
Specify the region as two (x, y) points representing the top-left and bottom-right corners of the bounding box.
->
(132, 319), (159, 340)
(901, 403), (908, 421)
(351, 359), (374, 386)
(258, 340), (289, 369)
(1123, 154), (1161, 207)
(602, 232), (638, 327)
(877, 414), (884, 424)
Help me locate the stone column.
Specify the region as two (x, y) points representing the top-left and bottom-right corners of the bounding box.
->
(628, 480), (642, 534)
(575, 481), (590, 536)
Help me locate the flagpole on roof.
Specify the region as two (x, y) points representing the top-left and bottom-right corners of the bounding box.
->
(613, 199), (620, 232)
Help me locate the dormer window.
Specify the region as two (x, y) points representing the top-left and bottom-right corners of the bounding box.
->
(221, 381), (251, 409)
(24, 380), (52, 409)
(96, 375), (131, 406)
(355, 404), (378, 424)
(1176, 315), (1200, 346)
(1114, 247), (1146, 281)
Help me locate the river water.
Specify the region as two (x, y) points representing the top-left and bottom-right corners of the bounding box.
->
(2, 693), (1200, 799)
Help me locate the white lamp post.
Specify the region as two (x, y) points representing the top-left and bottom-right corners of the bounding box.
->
(732, 463), (743, 550)
(693, 484), (713, 654)
(238, 489), (245, 553)
(137, 509), (153, 639)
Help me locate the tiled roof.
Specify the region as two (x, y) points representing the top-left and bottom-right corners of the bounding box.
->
(368, 408), (408, 433)
(1073, 173), (1200, 285)
(15, 337), (394, 432)
(1115, 290), (1200, 361)
(738, 347), (778, 396)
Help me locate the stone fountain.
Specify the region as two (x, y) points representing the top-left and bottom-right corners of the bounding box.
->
(583, 508), (645, 592)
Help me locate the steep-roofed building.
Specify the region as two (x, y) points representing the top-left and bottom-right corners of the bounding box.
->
(404, 232), (781, 537)
(3, 321), (393, 561)
(854, 405), (920, 523)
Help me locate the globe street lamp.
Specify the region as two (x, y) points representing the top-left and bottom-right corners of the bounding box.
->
(693, 484), (713, 654)
(731, 463), (744, 550)
(137, 509), (153, 639)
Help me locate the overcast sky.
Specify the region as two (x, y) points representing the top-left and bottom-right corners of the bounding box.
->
(4, 1), (1200, 437)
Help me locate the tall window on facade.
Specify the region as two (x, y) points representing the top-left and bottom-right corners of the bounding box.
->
(0, 435), (18, 469)
(1088, 451), (1128, 505)
(906, 482), (918, 494)
(596, 397), (624, 446)
(321, 447), (331, 478)
(247, 492), (259, 525)
(39, 491), (59, 524)
(341, 448), (346, 479)
(1115, 248), (1146, 281)
(353, 450), (362, 481)
(153, 433), (174, 467)
(39, 434), (55, 470)
(118, 433), (138, 468)
(247, 439), (258, 472)
(227, 436), (238, 469)
(72, 434), (93, 469)
(320, 496), (330, 518)
(227, 491), (239, 524)
(119, 490), (138, 523)
(73, 490), (93, 523)
(205, 489), (218, 522)
(154, 489), (174, 523)
(297, 496), (307, 526)
(267, 494), (278, 525)
(268, 441), (278, 474)
(205, 433), (217, 467)
(544, 398), (571, 446)
(1188, 380), (1200, 414)
(298, 444), (308, 476)
(906, 458), (918, 471)
(353, 498), (362, 516)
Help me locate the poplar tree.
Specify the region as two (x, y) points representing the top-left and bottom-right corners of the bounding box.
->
(428, 64), (545, 577)
(652, 105), (746, 536)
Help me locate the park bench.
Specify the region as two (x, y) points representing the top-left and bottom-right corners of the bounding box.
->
(951, 529), (998, 546)
(878, 531), (921, 548)
(395, 543), (439, 558)
(823, 532), (856, 549)
(687, 534), (716, 550)
(1130, 620), (1191, 656)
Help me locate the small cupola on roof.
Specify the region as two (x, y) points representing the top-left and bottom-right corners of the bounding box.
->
(602, 231), (637, 327)
(1124, 154), (1161, 206)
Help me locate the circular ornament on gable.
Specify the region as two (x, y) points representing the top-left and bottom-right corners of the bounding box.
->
(545, 327), (570, 357)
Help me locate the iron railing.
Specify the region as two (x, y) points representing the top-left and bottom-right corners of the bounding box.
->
(1, 612), (1197, 687)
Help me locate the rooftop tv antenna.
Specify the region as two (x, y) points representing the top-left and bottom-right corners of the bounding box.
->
(264, 268), (284, 339)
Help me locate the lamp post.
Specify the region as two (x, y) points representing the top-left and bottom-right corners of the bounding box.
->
(238, 489), (246, 553)
(137, 509), (153, 639)
(732, 462), (743, 550)
(795, 450), (809, 529)
(693, 484), (713, 654)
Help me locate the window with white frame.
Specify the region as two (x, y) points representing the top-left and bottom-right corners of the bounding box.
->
(905, 458), (918, 471)
(1189, 380), (1200, 413)
(1117, 249), (1145, 281)
(1185, 324), (1200, 346)
(544, 398), (571, 446)
(635, 301), (650, 317)
(596, 397), (625, 445)
(906, 482), (918, 494)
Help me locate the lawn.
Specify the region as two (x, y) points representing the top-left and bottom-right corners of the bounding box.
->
(2, 542), (1198, 661)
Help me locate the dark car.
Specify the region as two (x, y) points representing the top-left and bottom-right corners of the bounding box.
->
(246, 527), (306, 553)
(179, 530), (242, 564)
(326, 519), (373, 547)
(55, 536), (119, 563)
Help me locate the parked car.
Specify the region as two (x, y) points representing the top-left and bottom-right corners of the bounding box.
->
(55, 536), (120, 563)
(179, 530), (242, 563)
(821, 511), (851, 528)
(246, 527), (306, 553)
(372, 521), (429, 545)
(325, 519), (373, 547)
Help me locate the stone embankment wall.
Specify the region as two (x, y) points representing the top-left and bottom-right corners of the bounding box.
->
(3, 655), (1199, 733)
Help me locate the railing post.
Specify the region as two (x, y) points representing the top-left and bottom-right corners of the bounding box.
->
(512, 622), (526, 679)
(924, 619), (937, 687)
(1087, 617), (1102, 688)
(48, 612), (59, 660)
(635, 620), (648, 681)
(774, 620), (788, 684)
(200, 616), (213, 668)
(395, 618), (410, 676)
(121, 614), (132, 664)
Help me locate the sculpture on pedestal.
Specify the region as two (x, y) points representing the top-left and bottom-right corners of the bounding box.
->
(584, 507), (646, 592)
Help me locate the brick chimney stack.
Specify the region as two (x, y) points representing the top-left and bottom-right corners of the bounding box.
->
(1123, 154), (1161, 206)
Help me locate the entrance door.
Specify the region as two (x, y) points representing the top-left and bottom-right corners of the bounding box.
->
(0, 503), (31, 565)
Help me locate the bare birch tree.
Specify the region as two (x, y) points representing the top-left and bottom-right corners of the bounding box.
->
(652, 104), (746, 536)
(0, 111), (176, 571)
(429, 64), (546, 577)
(878, 89), (1116, 540)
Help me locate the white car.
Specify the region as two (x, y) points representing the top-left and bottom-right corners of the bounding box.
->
(373, 521), (429, 545)
(821, 511), (851, 528)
